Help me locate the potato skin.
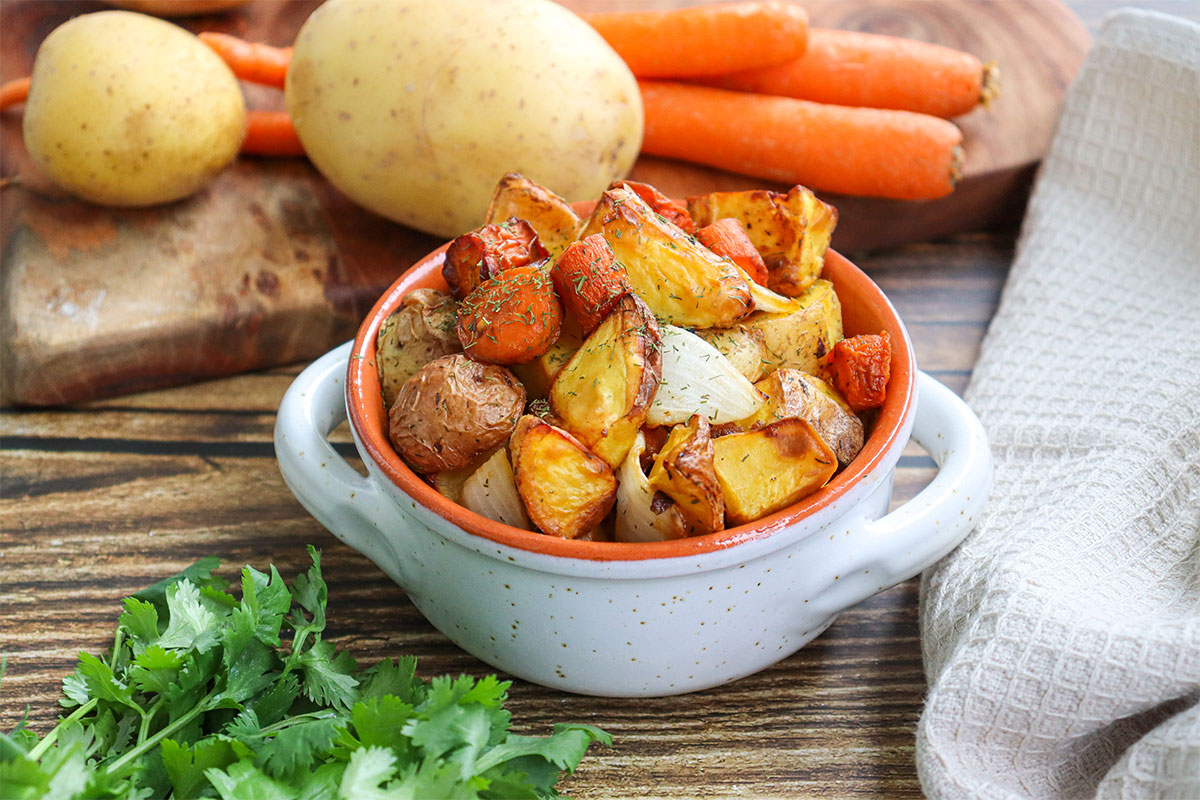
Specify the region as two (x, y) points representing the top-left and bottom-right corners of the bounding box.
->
(388, 355), (525, 473)
(23, 11), (245, 206)
(376, 289), (461, 409)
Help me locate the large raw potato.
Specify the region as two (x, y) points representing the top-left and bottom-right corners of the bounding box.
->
(22, 11), (245, 207)
(285, 0), (643, 238)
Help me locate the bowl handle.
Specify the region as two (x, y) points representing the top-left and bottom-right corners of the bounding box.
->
(811, 371), (993, 616)
(274, 341), (414, 578)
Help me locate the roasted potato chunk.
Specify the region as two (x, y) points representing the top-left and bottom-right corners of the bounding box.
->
(442, 218), (548, 300)
(510, 414), (618, 539)
(608, 179), (696, 233)
(550, 295), (662, 469)
(376, 288), (461, 408)
(712, 418), (838, 525)
(486, 172), (582, 258)
(694, 325), (767, 384)
(579, 185), (753, 328)
(688, 185), (837, 297)
(388, 355), (525, 473)
(426, 448), (497, 504)
(734, 369), (864, 467)
(647, 415), (724, 535)
(742, 279), (843, 376)
(510, 324), (582, 399)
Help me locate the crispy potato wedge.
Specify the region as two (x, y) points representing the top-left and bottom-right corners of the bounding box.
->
(712, 417), (838, 525)
(732, 369), (864, 467)
(510, 414), (618, 539)
(579, 185), (753, 328)
(549, 295), (662, 469)
(376, 288), (461, 409)
(647, 415), (724, 534)
(741, 279), (843, 376)
(687, 185), (837, 297)
(485, 172), (581, 258)
(694, 325), (767, 384)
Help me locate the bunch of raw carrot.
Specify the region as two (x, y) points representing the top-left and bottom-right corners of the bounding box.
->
(0, 1), (997, 201)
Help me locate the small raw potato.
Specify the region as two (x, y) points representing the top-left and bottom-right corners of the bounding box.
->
(550, 295), (662, 468)
(825, 331), (893, 411)
(510, 415), (618, 539)
(735, 369), (865, 467)
(608, 179), (696, 233)
(550, 234), (634, 335)
(694, 325), (768, 384)
(376, 288), (461, 408)
(742, 279), (844, 375)
(486, 173), (582, 257)
(443, 219), (548, 300)
(695, 218), (769, 287)
(388, 355), (525, 473)
(580, 186), (753, 329)
(456, 266), (563, 365)
(647, 415), (724, 535)
(712, 417), (838, 525)
(688, 185), (837, 297)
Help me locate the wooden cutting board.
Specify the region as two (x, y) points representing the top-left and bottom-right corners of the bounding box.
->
(0, 0), (1088, 406)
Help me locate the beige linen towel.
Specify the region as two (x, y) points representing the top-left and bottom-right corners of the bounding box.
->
(916, 9), (1200, 800)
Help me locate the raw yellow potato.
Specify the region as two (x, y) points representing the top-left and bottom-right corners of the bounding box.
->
(712, 418), (838, 525)
(742, 279), (844, 375)
(486, 173), (582, 258)
(647, 415), (724, 535)
(579, 186), (753, 328)
(694, 325), (767, 383)
(688, 186), (837, 297)
(510, 415), (618, 539)
(376, 289), (461, 409)
(285, 0), (642, 239)
(22, 11), (245, 206)
(549, 295), (662, 469)
(734, 369), (864, 467)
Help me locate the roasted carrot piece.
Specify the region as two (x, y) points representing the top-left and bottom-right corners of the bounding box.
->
(457, 266), (563, 365)
(240, 110), (305, 156)
(703, 28), (998, 119)
(610, 179), (696, 234)
(443, 219), (549, 300)
(825, 331), (891, 411)
(550, 234), (634, 336)
(585, 2), (809, 79)
(0, 76), (30, 111)
(695, 218), (769, 287)
(639, 81), (963, 201)
(198, 32), (292, 89)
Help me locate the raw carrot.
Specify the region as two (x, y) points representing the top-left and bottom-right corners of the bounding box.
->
(457, 266), (564, 365)
(610, 179), (695, 233)
(199, 31), (291, 89)
(241, 110), (306, 157)
(825, 331), (891, 411)
(0, 76), (30, 110)
(695, 219), (769, 287)
(551, 234), (633, 335)
(584, 2), (809, 79)
(443, 219), (549, 300)
(703, 28), (998, 119)
(639, 81), (963, 201)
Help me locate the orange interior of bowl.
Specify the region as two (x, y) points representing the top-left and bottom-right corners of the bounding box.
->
(348, 246), (916, 561)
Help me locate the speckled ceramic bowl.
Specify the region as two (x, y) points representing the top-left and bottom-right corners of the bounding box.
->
(275, 245), (991, 697)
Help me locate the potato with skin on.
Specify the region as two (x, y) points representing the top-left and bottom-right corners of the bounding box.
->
(510, 415), (618, 539)
(550, 295), (662, 469)
(486, 173), (582, 258)
(742, 279), (844, 376)
(648, 415), (725, 535)
(694, 325), (767, 384)
(608, 179), (696, 234)
(388, 355), (525, 473)
(442, 218), (549, 300)
(712, 417), (838, 525)
(579, 186), (753, 329)
(376, 288), (461, 409)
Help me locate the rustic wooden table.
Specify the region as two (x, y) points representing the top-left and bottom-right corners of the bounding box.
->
(2, 2), (1195, 798)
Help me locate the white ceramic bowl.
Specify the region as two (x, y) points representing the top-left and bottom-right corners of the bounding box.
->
(275, 247), (991, 697)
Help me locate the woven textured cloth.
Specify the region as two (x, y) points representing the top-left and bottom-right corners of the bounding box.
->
(916, 9), (1200, 800)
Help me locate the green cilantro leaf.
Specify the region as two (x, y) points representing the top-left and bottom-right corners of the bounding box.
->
(206, 759), (297, 800)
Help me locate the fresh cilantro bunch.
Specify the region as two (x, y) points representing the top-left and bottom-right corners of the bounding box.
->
(1, 547), (609, 799)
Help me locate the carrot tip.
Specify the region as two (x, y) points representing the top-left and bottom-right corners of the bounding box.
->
(980, 61), (1001, 108)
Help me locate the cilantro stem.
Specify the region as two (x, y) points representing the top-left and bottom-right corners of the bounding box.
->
(137, 697), (164, 744)
(105, 687), (219, 775)
(27, 698), (98, 761)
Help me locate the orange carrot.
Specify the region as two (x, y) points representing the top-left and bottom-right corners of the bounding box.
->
(199, 31), (291, 89)
(443, 219), (549, 300)
(0, 76), (30, 111)
(695, 219), (769, 287)
(241, 110), (306, 157)
(457, 266), (564, 365)
(825, 331), (891, 411)
(585, 2), (809, 79)
(639, 81), (963, 201)
(703, 28), (998, 119)
(551, 234), (633, 335)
